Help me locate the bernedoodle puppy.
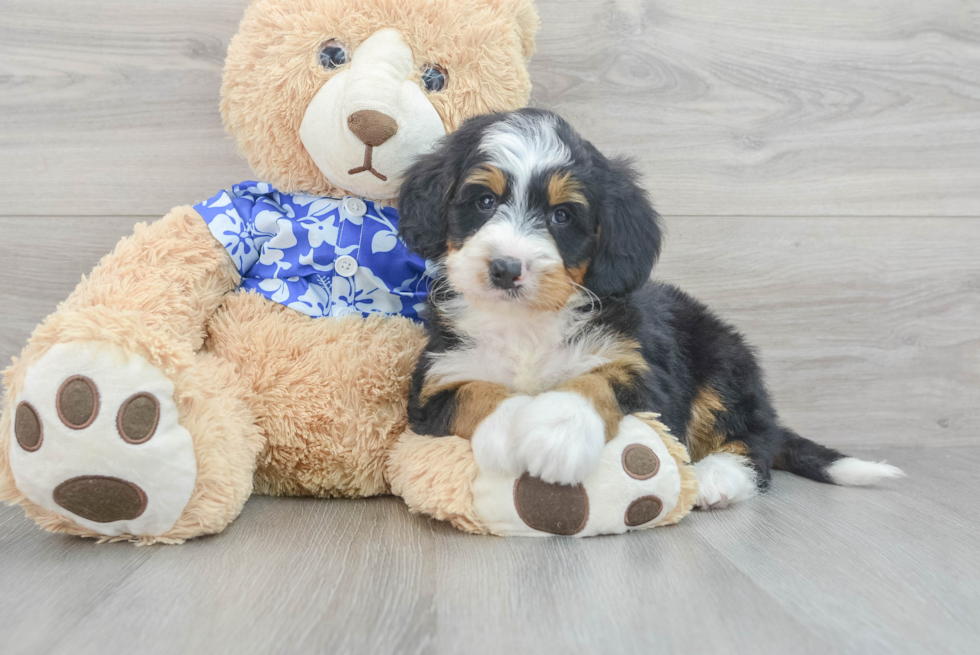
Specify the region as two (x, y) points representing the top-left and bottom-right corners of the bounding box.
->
(397, 108), (903, 509)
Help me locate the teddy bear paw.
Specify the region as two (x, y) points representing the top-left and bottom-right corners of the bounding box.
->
(471, 415), (686, 537)
(9, 342), (197, 536)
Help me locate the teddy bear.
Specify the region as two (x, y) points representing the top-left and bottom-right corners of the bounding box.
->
(0, 0), (696, 543)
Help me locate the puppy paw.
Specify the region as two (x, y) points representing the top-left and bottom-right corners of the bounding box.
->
(694, 452), (758, 510)
(471, 395), (533, 476)
(512, 391), (605, 485)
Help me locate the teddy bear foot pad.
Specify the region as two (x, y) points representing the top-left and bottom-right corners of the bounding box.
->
(472, 415), (692, 537)
(10, 342), (197, 536)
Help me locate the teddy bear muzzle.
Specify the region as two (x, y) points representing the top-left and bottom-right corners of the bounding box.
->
(299, 28), (446, 200)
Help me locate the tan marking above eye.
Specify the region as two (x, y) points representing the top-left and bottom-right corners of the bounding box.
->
(15, 401), (43, 452)
(463, 165), (507, 197)
(547, 171), (588, 207)
(56, 375), (100, 430)
(117, 392), (161, 444)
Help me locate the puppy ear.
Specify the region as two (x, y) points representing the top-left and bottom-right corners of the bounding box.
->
(583, 155), (663, 299)
(397, 143), (456, 260)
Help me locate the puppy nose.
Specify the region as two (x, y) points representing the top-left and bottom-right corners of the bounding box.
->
(488, 257), (523, 290)
(347, 109), (398, 147)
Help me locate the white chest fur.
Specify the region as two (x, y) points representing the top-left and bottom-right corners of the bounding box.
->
(426, 298), (617, 394)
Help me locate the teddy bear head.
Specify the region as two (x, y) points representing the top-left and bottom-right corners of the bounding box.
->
(221, 0), (539, 201)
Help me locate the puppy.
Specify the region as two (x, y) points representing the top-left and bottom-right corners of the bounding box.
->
(397, 109), (903, 509)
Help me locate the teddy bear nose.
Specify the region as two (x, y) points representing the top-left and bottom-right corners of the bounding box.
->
(347, 109), (398, 147)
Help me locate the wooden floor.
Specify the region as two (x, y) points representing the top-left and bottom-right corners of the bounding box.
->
(1, 448), (977, 655)
(1, 0), (978, 653)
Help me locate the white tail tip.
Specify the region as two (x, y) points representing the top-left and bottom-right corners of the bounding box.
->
(826, 457), (906, 486)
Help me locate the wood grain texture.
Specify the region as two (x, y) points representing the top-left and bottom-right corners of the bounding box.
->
(0, 0), (253, 216)
(1, 0), (979, 216)
(531, 0), (980, 217)
(3, 215), (975, 449)
(0, 448), (977, 655)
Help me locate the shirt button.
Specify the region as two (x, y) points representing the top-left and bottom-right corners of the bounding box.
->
(336, 255), (358, 277)
(343, 197), (367, 217)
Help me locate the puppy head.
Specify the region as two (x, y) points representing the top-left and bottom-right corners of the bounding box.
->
(398, 109), (662, 310)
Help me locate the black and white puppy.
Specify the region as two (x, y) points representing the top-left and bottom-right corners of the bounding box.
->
(398, 108), (903, 508)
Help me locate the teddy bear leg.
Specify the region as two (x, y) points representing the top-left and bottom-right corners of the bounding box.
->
(388, 413), (698, 537)
(1, 207), (264, 542)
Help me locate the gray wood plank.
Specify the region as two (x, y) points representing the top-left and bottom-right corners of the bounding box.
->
(2, 0), (979, 217)
(430, 512), (839, 655)
(0, 503), (156, 654)
(42, 498), (435, 655)
(692, 446), (980, 655)
(531, 0), (980, 217)
(1, 447), (974, 655)
(0, 0), (253, 217)
(3, 215), (976, 449)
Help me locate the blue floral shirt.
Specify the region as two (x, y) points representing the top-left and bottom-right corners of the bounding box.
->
(194, 182), (432, 321)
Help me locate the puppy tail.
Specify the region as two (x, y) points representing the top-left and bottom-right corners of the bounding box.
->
(774, 429), (905, 486)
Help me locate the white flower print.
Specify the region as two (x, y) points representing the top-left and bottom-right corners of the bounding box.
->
(332, 264), (403, 315)
(254, 210), (298, 275)
(258, 276), (298, 303)
(300, 214), (339, 248)
(366, 210), (399, 254)
(206, 206), (259, 271)
(287, 283), (331, 317)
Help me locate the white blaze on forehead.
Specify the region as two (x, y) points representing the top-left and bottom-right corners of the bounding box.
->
(478, 113), (572, 200)
(466, 218), (561, 266)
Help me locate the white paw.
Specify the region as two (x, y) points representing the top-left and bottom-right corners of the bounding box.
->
(9, 342), (197, 536)
(512, 391), (605, 485)
(694, 452), (758, 510)
(471, 395), (532, 476)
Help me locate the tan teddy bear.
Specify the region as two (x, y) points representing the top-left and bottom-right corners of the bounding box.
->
(1, 0), (695, 544)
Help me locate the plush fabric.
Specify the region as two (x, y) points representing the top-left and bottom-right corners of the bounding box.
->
(388, 413), (697, 537)
(1, 0), (697, 543)
(222, 0), (538, 198)
(205, 291), (427, 499)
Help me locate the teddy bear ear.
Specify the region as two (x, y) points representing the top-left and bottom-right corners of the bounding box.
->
(484, 0), (539, 60)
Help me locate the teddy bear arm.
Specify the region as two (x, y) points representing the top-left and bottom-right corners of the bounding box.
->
(59, 205), (241, 347)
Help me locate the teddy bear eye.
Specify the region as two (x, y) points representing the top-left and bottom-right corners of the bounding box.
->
(319, 39), (349, 70)
(421, 65), (447, 93)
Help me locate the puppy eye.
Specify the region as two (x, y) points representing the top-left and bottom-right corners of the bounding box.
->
(319, 39), (349, 70)
(477, 194), (496, 211)
(421, 65), (447, 93)
(551, 208), (570, 225)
